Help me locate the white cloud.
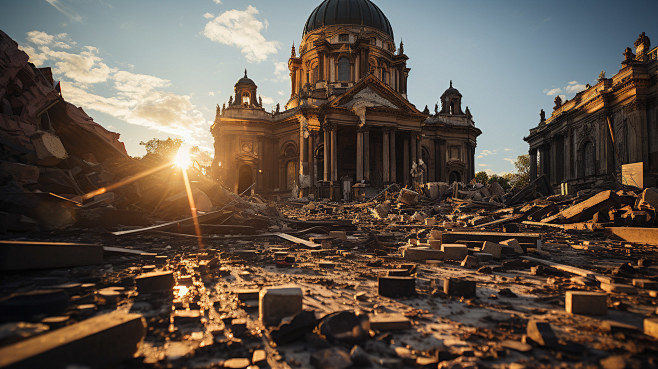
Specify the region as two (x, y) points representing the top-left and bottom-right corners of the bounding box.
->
(478, 163), (489, 167)
(544, 87), (562, 96)
(504, 158), (515, 166)
(504, 148), (512, 152)
(23, 31), (207, 145)
(477, 155), (484, 159)
(203, 6), (279, 63)
(213, 0), (222, 3)
(273, 61), (288, 81)
(45, 0), (82, 22)
(203, 12), (214, 19)
(277, 90), (285, 96)
(479, 149), (496, 157)
(485, 169), (496, 176)
(261, 95), (274, 106)
(26, 30), (72, 49)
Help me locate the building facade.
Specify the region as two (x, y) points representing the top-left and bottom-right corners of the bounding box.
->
(525, 33), (658, 190)
(211, 0), (481, 198)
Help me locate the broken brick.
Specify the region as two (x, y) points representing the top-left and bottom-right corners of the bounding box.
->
(378, 276), (415, 298)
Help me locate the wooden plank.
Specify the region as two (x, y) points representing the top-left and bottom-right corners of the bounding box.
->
(111, 210), (231, 236)
(441, 231), (542, 249)
(0, 312), (146, 369)
(0, 241), (103, 271)
(605, 227), (658, 246)
(103, 246), (157, 257)
(275, 233), (321, 248)
(477, 214), (524, 228)
(522, 256), (610, 284)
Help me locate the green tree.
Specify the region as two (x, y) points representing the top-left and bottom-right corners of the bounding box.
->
(139, 137), (183, 162)
(474, 171), (489, 184)
(513, 154), (530, 188)
(488, 174), (511, 190)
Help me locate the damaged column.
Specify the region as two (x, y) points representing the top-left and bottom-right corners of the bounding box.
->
(356, 127), (364, 181)
(390, 128), (396, 182)
(382, 128), (390, 183)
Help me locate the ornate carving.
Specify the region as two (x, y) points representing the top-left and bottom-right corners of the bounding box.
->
(634, 32), (650, 49)
(623, 47), (635, 63)
(598, 70), (606, 82)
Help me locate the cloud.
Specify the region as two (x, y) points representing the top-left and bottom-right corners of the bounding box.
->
(478, 164), (489, 167)
(504, 148), (512, 152)
(203, 12), (214, 19)
(26, 30), (72, 49)
(45, 0), (82, 22)
(203, 6), (279, 63)
(213, 0), (222, 3)
(477, 155), (484, 159)
(544, 88), (562, 96)
(485, 169), (496, 176)
(22, 31), (207, 145)
(478, 149), (496, 157)
(545, 81), (587, 97)
(273, 61), (288, 81)
(504, 158), (515, 166)
(277, 90), (285, 96)
(261, 95), (275, 106)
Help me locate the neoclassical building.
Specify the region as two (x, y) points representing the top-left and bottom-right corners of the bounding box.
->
(525, 32), (658, 189)
(211, 0), (481, 198)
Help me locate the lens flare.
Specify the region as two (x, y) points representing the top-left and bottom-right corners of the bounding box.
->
(174, 147), (192, 169)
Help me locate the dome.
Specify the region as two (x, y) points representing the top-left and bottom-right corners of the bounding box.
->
(303, 0), (394, 40)
(235, 69), (256, 86)
(441, 81), (462, 97)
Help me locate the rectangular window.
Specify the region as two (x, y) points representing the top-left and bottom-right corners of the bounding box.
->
(338, 34), (349, 42)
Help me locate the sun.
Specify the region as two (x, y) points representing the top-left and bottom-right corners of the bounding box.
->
(173, 146), (192, 169)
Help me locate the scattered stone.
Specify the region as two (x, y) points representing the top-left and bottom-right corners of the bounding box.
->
(526, 320), (558, 347)
(135, 271), (175, 294)
(402, 247), (443, 262)
(252, 349), (267, 366)
(498, 288), (517, 298)
(378, 276), (415, 298)
(460, 255), (479, 269)
(397, 189), (419, 206)
(318, 310), (369, 344)
(632, 279), (658, 290)
(259, 286), (303, 326)
(223, 358), (250, 369)
(644, 318), (658, 339)
(441, 244), (468, 261)
(350, 345), (370, 366)
(500, 238), (524, 254)
(310, 347), (352, 369)
(268, 310), (317, 345)
(0, 312), (145, 369)
(369, 313), (411, 330)
(443, 278), (476, 298)
(566, 291), (607, 315)
(481, 241), (502, 259)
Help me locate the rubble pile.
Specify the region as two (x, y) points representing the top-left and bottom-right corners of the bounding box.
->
(1, 31), (658, 369)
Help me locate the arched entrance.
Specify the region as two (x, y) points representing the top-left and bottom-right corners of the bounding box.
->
(449, 171), (461, 184)
(286, 160), (296, 190)
(238, 165), (253, 194)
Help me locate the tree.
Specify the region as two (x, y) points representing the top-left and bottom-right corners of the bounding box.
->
(513, 154), (530, 188)
(474, 171), (489, 184)
(139, 137), (183, 162)
(488, 174), (511, 190)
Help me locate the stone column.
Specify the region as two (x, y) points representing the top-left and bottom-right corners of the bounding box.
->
(403, 136), (410, 185)
(356, 128), (364, 181)
(390, 129), (396, 183)
(323, 126), (330, 182)
(364, 128), (370, 181)
(529, 148), (538, 181)
(331, 125), (338, 181)
(309, 131), (317, 188)
(410, 135), (417, 165)
(382, 129), (390, 183)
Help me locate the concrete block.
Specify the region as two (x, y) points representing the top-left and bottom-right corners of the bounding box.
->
(397, 189), (419, 206)
(566, 291), (607, 315)
(428, 239), (441, 249)
(402, 247), (443, 262)
(30, 131), (68, 166)
(369, 313), (411, 330)
(440, 244), (468, 261)
(259, 286), (303, 326)
(482, 241), (502, 259)
(0, 241), (103, 271)
(134, 271), (175, 294)
(0, 312), (146, 369)
(644, 318), (658, 339)
(252, 349), (267, 366)
(460, 255), (479, 269)
(526, 320), (558, 347)
(632, 279), (658, 290)
(425, 217), (436, 226)
(443, 278), (476, 298)
(601, 283), (636, 294)
(378, 276), (415, 298)
(473, 252), (493, 263)
(500, 238), (524, 254)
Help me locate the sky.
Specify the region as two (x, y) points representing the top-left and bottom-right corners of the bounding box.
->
(1, 0), (657, 175)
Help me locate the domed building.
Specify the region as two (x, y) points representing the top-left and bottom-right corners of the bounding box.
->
(211, 0), (481, 198)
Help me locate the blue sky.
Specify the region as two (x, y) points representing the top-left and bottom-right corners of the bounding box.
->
(2, 0), (657, 174)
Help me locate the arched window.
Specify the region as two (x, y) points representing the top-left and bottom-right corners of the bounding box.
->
(337, 57), (350, 81)
(583, 141), (595, 177)
(449, 102), (455, 115)
(242, 92), (250, 105)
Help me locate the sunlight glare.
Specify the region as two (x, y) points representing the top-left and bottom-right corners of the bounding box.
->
(174, 146), (192, 169)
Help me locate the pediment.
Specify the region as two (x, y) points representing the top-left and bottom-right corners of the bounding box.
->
(340, 87), (399, 110)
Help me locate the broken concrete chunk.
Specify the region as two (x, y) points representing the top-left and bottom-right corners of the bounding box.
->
(644, 318), (658, 339)
(134, 271), (175, 294)
(0, 161), (39, 184)
(500, 238), (524, 254)
(223, 358), (250, 368)
(0, 312), (146, 369)
(329, 231), (347, 240)
(252, 349), (266, 366)
(600, 283), (636, 294)
(259, 286), (303, 326)
(443, 278), (476, 298)
(397, 188), (419, 206)
(473, 252), (493, 263)
(378, 276), (415, 298)
(632, 279), (658, 290)
(566, 291), (607, 315)
(310, 346), (352, 369)
(526, 320), (558, 347)
(557, 190), (619, 223)
(635, 187), (658, 211)
(440, 244), (468, 261)
(369, 313), (411, 330)
(268, 310), (317, 345)
(481, 241), (502, 259)
(0, 241), (103, 271)
(318, 310), (369, 344)
(402, 247), (443, 262)
(460, 255), (479, 269)
(30, 131), (68, 166)
(371, 200), (391, 219)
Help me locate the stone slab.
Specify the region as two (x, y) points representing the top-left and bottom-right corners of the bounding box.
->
(259, 286), (303, 326)
(566, 291), (607, 315)
(0, 241), (103, 271)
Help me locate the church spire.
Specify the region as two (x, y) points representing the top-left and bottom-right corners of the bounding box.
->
(291, 42), (296, 57)
(450, 80), (453, 88)
(244, 69), (248, 78)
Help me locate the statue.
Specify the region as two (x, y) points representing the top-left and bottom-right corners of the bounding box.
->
(215, 104), (220, 117)
(554, 95), (562, 109)
(623, 47), (635, 63)
(275, 103), (280, 114)
(598, 70), (606, 81)
(466, 106), (472, 120)
(228, 96), (233, 105)
(410, 161), (424, 192)
(258, 96), (263, 107)
(634, 32), (650, 49)
(434, 103), (439, 115)
(222, 103), (226, 113)
(399, 40), (404, 55)
(540, 109), (545, 122)
(291, 42), (296, 58)
(422, 105), (430, 115)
